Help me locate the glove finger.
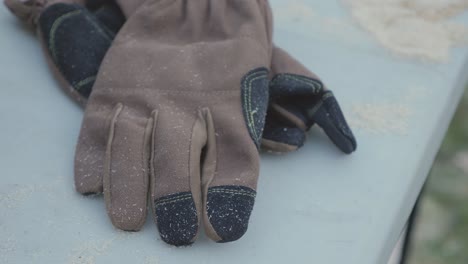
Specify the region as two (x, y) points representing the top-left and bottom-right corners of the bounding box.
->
(102, 104), (151, 231)
(202, 102), (261, 243)
(261, 108), (306, 153)
(308, 91), (357, 154)
(270, 46), (357, 153)
(271, 74), (357, 153)
(74, 104), (111, 194)
(150, 110), (203, 246)
(37, 3), (120, 105)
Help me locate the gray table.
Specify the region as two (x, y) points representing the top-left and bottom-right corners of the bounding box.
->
(1, 1), (467, 263)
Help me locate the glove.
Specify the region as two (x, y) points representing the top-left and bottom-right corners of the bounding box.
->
(74, 0), (278, 246)
(5, 0), (356, 155)
(6, 0), (355, 245)
(4, 0), (125, 105)
(262, 46), (357, 153)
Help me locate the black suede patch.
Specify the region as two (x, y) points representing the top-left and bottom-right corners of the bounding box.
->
(269, 74), (324, 129)
(270, 73), (324, 97)
(262, 119), (305, 148)
(154, 192), (198, 246)
(206, 185), (256, 243)
(85, 0), (112, 10)
(241, 68), (270, 148)
(309, 92), (357, 154)
(94, 3), (125, 35)
(269, 74), (357, 153)
(38, 3), (121, 98)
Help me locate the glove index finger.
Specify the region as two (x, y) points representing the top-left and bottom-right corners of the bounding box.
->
(308, 91), (357, 154)
(270, 45), (357, 153)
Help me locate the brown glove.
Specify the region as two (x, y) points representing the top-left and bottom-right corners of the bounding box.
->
(75, 0), (274, 246)
(4, 0), (125, 105)
(262, 46), (356, 153)
(6, 0), (356, 246)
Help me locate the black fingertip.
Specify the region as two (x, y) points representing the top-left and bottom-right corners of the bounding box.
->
(206, 186), (256, 243)
(262, 125), (306, 149)
(312, 94), (357, 154)
(154, 192), (199, 246)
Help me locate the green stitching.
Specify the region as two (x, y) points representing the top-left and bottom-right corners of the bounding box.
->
(74, 76), (96, 91)
(83, 12), (113, 41)
(323, 91), (334, 99)
(208, 187), (255, 194)
(271, 75), (323, 94)
(308, 101), (324, 117)
(307, 92), (335, 117)
(49, 10), (82, 62)
(208, 189), (256, 198)
(243, 70), (268, 143)
(49, 9), (113, 64)
(156, 193), (192, 203)
(208, 189), (256, 195)
(284, 76), (321, 93)
(209, 191), (256, 198)
(155, 196), (192, 206)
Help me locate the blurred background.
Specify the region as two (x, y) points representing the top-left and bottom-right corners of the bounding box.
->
(407, 89), (468, 264)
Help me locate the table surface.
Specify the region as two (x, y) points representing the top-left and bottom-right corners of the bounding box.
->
(1, 1), (468, 264)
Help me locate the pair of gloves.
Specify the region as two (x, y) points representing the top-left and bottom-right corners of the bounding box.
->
(6, 0), (357, 246)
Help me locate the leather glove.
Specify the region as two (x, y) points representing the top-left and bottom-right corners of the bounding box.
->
(5, 0), (356, 155)
(6, 0), (357, 246)
(262, 46), (356, 153)
(75, 0), (277, 246)
(4, 0), (125, 105)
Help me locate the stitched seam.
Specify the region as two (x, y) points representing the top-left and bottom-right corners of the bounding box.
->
(155, 196), (192, 206)
(74, 76), (96, 90)
(208, 187), (256, 193)
(308, 91), (335, 117)
(208, 189), (256, 198)
(208, 188), (256, 195)
(83, 12), (113, 42)
(105, 103), (123, 216)
(156, 193), (192, 203)
(308, 100), (324, 117)
(208, 189), (256, 195)
(187, 116), (199, 211)
(96, 19), (117, 39)
(271, 75), (322, 87)
(323, 91), (334, 99)
(150, 111), (158, 212)
(271, 75), (323, 93)
(278, 76), (321, 92)
(243, 70), (268, 142)
(49, 9), (82, 62)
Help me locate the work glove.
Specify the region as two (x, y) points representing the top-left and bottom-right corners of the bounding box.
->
(4, 0), (125, 105)
(6, 0), (356, 246)
(75, 0), (279, 246)
(5, 0), (356, 154)
(262, 46), (356, 153)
